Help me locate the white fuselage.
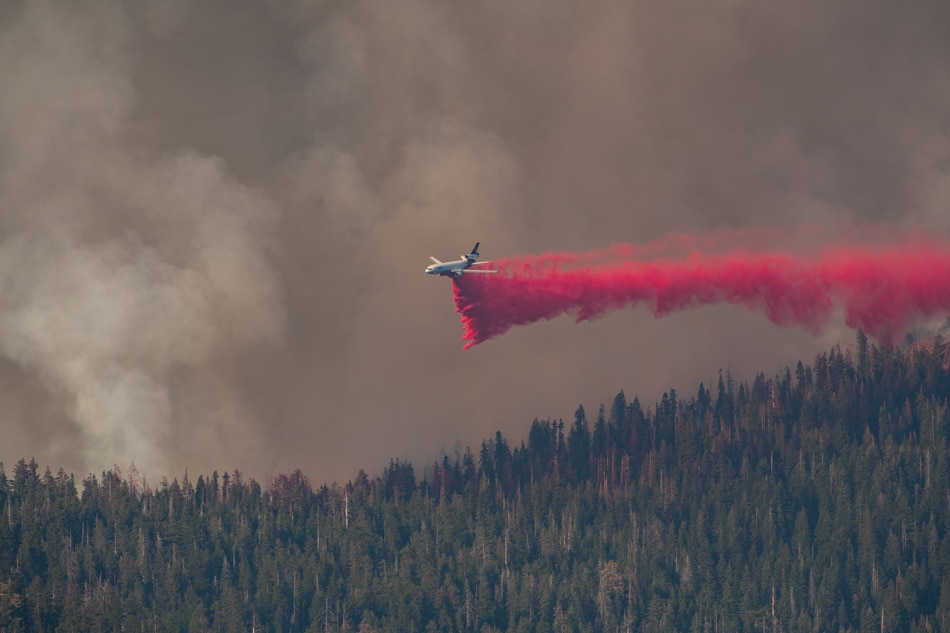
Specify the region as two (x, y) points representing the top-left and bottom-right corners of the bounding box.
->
(426, 243), (496, 278)
(425, 256), (476, 277)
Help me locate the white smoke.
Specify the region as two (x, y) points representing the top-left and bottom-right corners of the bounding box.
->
(0, 0), (283, 476)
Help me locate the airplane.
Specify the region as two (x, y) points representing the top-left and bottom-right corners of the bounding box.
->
(425, 242), (497, 278)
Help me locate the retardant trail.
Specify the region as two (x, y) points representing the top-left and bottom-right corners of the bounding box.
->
(452, 236), (950, 349)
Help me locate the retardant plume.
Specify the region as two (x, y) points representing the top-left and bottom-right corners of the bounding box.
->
(453, 234), (950, 349)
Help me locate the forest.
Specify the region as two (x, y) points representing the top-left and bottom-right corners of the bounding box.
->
(2, 331), (950, 632)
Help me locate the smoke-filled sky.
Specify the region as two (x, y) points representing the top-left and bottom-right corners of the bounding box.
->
(2, 0), (950, 483)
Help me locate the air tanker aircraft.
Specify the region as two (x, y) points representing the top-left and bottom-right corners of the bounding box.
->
(425, 242), (497, 278)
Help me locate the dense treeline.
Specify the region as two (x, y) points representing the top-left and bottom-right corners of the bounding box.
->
(3, 333), (950, 632)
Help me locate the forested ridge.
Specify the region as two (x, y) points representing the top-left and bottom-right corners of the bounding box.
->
(3, 333), (950, 632)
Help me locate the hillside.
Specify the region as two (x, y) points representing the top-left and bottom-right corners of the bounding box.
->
(2, 334), (950, 632)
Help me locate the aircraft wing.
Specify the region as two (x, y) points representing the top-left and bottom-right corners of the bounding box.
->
(429, 256), (443, 264)
(460, 269), (497, 274)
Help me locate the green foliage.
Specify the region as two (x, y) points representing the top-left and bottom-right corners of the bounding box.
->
(2, 337), (950, 631)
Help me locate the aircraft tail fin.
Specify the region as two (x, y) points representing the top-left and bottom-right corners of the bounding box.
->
(465, 242), (481, 261)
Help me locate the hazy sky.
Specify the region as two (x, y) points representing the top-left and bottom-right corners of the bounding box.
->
(2, 0), (949, 484)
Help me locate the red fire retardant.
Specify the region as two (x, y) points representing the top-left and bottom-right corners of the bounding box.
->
(452, 236), (950, 349)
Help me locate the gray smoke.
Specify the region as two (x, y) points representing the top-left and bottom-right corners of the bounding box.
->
(1, 0), (949, 482)
(0, 1), (282, 477)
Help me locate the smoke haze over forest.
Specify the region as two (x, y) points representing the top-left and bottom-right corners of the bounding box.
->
(2, 0), (950, 482)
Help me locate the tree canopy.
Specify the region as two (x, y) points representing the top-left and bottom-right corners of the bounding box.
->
(1, 336), (950, 632)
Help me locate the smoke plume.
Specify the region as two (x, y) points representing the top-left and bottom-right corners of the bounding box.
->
(3, 0), (950, 483)
(454, 233), (950, 348)
(0, 1), (283, 477)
